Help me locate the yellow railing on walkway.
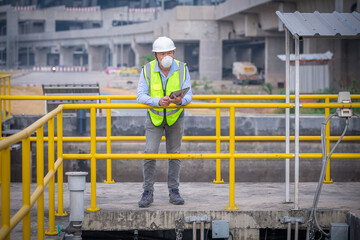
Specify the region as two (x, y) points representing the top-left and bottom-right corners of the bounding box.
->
(0, 75), (11, 120)
(0, 96), (359, 239)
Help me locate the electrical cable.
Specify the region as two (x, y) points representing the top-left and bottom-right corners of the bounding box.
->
(306, 114), (350, 240)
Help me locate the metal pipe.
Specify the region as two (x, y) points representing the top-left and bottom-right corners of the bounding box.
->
(2, 94), (360, 101)
(26, 135), (360, 142)
(287, 222), (291, 240)
(88, 107), (100, 211)
(56, 111), (67, 217)
(295, 222), (299, 240)
(7, 76), (11, 117)
(0, 148), (10, 240)
(226, 107), (238, 210)
(22, 137), (31, 239)
(200, 221), (205, 240)
(285, 27), (291, 203)
(105, 97), (114, 184)
(45, 118), (57, 235)
(213, 97), (224, 183)
(192, 221), (197, 240)
(294, 36), (300, 210)
(37, 126), (45, 240)
(324, 97), (332, 183)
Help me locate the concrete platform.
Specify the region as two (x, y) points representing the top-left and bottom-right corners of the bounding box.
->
(4, 182), (360, 239)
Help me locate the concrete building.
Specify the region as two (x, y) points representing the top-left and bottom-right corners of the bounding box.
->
(0, 0), (359, 90)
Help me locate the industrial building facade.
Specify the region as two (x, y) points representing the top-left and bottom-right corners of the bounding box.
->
(0, 0), (359, 91)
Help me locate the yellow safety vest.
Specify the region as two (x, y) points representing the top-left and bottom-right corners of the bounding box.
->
(143, 59), (187, 126)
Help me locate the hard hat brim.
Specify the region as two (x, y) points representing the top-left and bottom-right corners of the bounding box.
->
(152, 47), (176, 52)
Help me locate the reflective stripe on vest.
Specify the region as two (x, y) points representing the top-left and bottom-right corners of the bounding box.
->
(144, 59), (186, 126)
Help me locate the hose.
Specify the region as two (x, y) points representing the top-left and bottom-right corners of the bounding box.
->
(306, 114), (350, 240)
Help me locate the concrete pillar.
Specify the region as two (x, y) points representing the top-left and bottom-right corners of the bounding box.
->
(60, 46), (74, 66)
(174, 43), (185, 62)
(6, 8), (19, 69)
(34, 47), (48, 66)
(199, 39), (222, 81)
(87, 45), (106, 71)
(265, 36), (285, 88)
(131, 39), (152, 67)
(45, 19), (56, 33)
(109, 42), (118, 67)
(123, 45), (131, 67)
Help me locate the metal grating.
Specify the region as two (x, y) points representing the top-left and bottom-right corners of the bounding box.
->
(276, 11), (360, 38)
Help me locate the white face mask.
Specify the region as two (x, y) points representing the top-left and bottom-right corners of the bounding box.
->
(161, 56), (173, 68)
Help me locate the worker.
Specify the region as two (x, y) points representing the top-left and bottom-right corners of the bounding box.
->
(136, 36), (193, 208)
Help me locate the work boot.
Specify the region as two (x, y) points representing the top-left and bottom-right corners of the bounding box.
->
(138, 190), (153, 208)
(169, 188), (185, 205)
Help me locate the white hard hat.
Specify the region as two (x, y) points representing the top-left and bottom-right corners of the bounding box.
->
(152, 36), (176, 52)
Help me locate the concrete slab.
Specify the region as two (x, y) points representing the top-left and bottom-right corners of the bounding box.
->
(3, 182), (360, 239)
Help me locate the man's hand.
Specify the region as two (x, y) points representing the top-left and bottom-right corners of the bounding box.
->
(159, 96), (170, 107)
(169, 93), (182, 105)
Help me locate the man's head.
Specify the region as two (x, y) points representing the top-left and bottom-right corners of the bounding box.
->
(152, 36), (176, 69)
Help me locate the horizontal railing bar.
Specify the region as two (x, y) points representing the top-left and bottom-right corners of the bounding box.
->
(65, 153), (295, 159)
(60, 102), (360, 109)
(1, 94), (360, 100)
(27, 135), (360, 142)
(300, 153), (360, 159)
(62, 153), (360, 160)
(63, 103), (294, 109)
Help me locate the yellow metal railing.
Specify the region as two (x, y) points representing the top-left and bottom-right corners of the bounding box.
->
(0, 95), (360, 239)
(1, 94), (360, 183)
(0, 75), (11, 121)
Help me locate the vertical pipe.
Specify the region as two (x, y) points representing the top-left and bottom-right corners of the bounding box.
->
(295, 222), (299, 240)
(200, 221), (205, 240)
(294, 36), (300, 210)
(104, 98), (114, 184)
(324, 97), (332, 183)
(226, 107), (238, 210)
(1, 148), (11, 240)
(7, 76), (11, 117)
(285, 28), (291, 203)
(22, 138), (31, 240)
(88, 107), (100, 211)
(213, 97), (224, 183)
(37, 126), (45, 240)
(287, 222), (291, 240)
(45, 118), (58, 235)
(2, 77), (5, 119)
(192, 222), (197, 240)
(56, 111), (67, 216)
(0, 91), (2, 140)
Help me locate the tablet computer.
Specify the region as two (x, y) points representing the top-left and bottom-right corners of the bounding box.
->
(169, 87), (190, 99)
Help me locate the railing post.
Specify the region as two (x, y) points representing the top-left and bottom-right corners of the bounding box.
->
(7, 76), (11, 118)
(226, 107), (238, 210)
(0, 93), (2, 140)
(88, 107), (100, 211)
(2, 77), (6, 119)
(55, 111), (67, 217)
(284, 28), (292, 203)
(104, 98), (114, 184)
(37, 126), (45, 240)
(213, 97), (224, 184)
(45, 118), (58, 235)
(22, 137), (31, 240)
(324, 97), (333, 183)
(1, 147), (11, 240)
